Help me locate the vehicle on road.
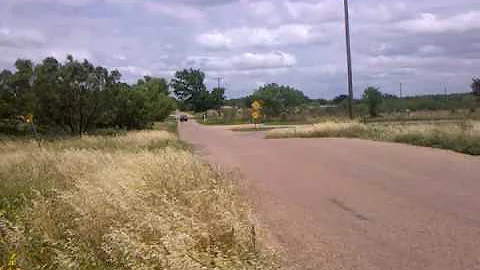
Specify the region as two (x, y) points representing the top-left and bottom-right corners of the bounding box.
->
(179, 115), (188, 122)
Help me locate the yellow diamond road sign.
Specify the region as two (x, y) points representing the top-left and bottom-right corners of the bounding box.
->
(251, 100), (262, 121)
(25, 114), (33, 123)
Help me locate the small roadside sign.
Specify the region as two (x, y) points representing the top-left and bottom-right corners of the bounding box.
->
(25, 114), (33, 123)
(251, 100), (262, 129)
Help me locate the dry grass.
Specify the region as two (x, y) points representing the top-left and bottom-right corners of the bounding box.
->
(0, 131), (277, 269)
(266, 121), (480, 155)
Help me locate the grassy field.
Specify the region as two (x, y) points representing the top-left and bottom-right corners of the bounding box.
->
(0, 131), (277, 269)
(266, 121), (480, 155)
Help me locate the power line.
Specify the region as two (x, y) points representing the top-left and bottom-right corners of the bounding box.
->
(215, 76), (222, 89)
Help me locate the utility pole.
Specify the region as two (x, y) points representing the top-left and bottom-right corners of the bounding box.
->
(444, 83), (448, 105)
(343, 0), (354, 119)
(215, 76), (222, 89)
(400, 83), (403, 98)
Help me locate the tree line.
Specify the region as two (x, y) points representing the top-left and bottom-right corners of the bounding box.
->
(225, 78), (480, 119)
(1, 55), (478, 133)
(0, 59), (231, 135)
(0, 56), (179, 135)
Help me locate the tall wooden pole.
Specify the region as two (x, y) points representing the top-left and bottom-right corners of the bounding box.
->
(344, 0), (354, 119)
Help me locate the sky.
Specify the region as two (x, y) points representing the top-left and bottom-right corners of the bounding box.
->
(0, 0), (479, 98)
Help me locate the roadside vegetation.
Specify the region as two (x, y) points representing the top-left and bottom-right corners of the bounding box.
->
(0, 130), (278, 269)
(0, 58), (278, 269)
(266, 121), (480, 155)
(231, 126), (281, 132)
(199, 79), (480, 127)
(0, 57), (177, 136)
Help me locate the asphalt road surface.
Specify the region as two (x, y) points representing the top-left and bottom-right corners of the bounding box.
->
(179, 120), (480, 270)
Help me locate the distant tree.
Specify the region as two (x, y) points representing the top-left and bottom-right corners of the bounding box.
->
(383, 93), (398, 99)
(312, 98), (328, 105)
(362, 87), (383, 117)
(249, 83), (308, 117)
(210, 87), (226, 112)
(332, 94), (348, 104)
(225, 97), (249, 108)
(472, 77), (480, 102)
(0, 70), (14, 118)
(170, 68), (210, 112)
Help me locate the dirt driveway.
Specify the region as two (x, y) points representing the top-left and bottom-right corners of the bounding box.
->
(179, 120), (480, 270)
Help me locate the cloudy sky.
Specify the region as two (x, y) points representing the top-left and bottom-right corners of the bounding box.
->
(0, 0), (479, 98)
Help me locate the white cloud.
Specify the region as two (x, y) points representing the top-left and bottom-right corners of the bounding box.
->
(3, 0), (97, 6)
(397, 11), (480, 33)
(242, 0), (281, 24)
(235, 51), (296, 69)
(246, 0), (276, 17)
(185, 51), (297, 70)
(143, 1), (204, 21)
(418, 45), (443, 55)
(0, 27), (47, 48)
(284, 0), (342, 22)
(42, 49), (94, 61)
(353, 2), (408, 22)
(116, 65), (152, 76)
(112, 54), (127, 61)
(196, 32), (232, 50)
(196, 24), (322, 49)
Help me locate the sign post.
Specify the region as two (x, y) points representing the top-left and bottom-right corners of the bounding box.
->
(251, 100), (262, 130)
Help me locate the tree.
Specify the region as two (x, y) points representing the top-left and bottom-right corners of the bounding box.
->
(210, 87), (226, 112)
(472, 77), (480, 101)
(170, 68), (209, 112)
(332, 94), (349, 104)
(249, 83), (308, 117)
(133, 77), (176, 122)
(362, 87), (383, 117)
(136, 76), (170, 96)
(10, 59), (35, 116)
(0, 70), (14, 118)
(0, 56), (176, 134)
(33, 57), (63, 128)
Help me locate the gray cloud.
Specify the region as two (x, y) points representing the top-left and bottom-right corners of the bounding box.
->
(0, 0), (479, 98)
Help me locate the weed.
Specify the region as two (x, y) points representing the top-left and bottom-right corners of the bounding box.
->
(0, 131), (277, 269)
(267, 121), (480, 155)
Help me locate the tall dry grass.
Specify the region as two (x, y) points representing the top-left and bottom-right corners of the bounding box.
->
(266, 121), (480, 155)
(0, 131), (277, 269)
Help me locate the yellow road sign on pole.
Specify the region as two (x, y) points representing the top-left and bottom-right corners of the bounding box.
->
(25, 114), (33, 123)
(251, 100), (262, 121)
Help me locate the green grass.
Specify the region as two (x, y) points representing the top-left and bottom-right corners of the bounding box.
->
(201, 119), (250, 125)
(392, 130), (480, 155)
(266, 121), (480, 155)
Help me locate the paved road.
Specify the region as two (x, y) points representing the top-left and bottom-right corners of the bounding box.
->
(179, 120), (480, 270)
